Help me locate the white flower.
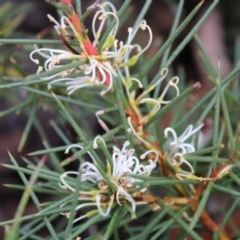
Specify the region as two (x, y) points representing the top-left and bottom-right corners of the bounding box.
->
(59, 137), (157, 222)
(88, 2), (153, 92)
(30, 13), (117, 95)
(92, 2), (152, 68)
(164, 123), (204, 179)
(164, 123), (204, 155)
(29, 2), (152, 96)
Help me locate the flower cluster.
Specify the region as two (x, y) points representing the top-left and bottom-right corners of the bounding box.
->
(30, 2), (152, 95)
(59, 137), (157, 222)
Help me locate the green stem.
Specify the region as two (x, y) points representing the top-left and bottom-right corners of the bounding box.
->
(218, 80), (235, 152)
(0, 61), (87, 89)
(0, 39), (62, 44)
(158, 199), (202, 240)
(0, 96), (34, 117)
(189, 182), (213, 230)
(212, 62), (221, 162)
(17, 101), (37, 152)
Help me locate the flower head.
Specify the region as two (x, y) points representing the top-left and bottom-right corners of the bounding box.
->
(164, 123), (204, 155)
(30, 2), (152, 96)
(59, 137), (157, 222)
(164, 123), (204, 179)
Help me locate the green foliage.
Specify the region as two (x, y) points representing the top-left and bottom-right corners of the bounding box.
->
(0, 0), (240, 239)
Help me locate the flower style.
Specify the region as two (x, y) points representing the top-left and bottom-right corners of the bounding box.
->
(59, 137), (157, 222)
(30, 1), (153, 95)
(164, 123), (204, 179)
